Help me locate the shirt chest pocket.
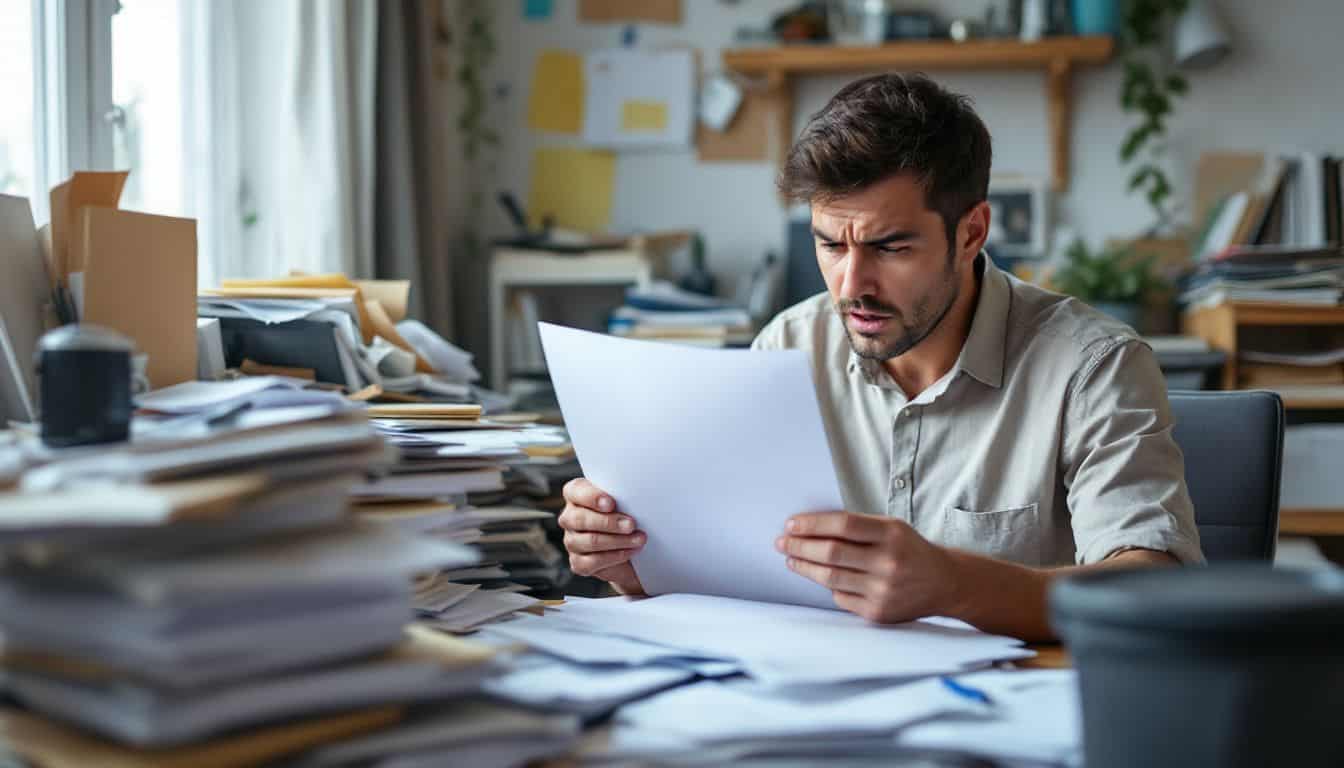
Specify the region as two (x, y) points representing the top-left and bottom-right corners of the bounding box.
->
(938, 502), (1042, 566)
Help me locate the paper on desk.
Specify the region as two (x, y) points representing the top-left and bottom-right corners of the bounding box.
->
(396, 319), (480, 382)
(133, 377), (305, 414)
(548, 595), (1033, 685)
(897, 669), (1082, 766)
(197, 296), (330, 324)
(483, 653), (695, 716)
(616, 675), (974, 744)
(538, 323), (843, 609)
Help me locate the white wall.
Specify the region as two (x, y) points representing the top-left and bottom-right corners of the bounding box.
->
(488, 0), (1344, 290)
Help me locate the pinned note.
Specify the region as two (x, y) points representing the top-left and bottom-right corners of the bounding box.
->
(523, 0), (553, 20)
(583, 49), (693, 149)
(527, 148), (616, 234)
(528, 51), (584, 134)
(620, 101), (669, 132)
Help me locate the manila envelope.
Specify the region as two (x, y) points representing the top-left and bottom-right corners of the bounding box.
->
(77, 207), (197, 388)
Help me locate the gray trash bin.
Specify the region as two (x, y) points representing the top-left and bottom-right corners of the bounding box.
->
(1050, 565), (1344, 768)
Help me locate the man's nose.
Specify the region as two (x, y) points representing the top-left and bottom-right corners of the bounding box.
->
(838, 248), (878, 300)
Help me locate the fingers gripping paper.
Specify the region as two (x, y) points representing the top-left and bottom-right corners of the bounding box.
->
(538, 323), (844, 609)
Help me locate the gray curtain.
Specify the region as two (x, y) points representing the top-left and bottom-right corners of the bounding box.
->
(374, 0), (457, 338)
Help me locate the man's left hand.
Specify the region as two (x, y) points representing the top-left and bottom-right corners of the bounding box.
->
(775, 511), (961, 624)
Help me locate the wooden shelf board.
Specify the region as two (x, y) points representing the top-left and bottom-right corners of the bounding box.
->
(1280, 508), (1344, 536)
(722, 36), (1114, 75)
(720, 36), (1115, 192)
(1184, 302), (1344, 327)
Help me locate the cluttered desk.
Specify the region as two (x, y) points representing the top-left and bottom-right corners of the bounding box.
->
(3, 175), (1344, 768)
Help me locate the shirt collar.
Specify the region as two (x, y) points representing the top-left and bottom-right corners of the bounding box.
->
(846, 251), (1009, 391)
(957, 252), (1010, 390)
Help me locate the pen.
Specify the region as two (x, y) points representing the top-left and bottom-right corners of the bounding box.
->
(940, 675), (995, 707)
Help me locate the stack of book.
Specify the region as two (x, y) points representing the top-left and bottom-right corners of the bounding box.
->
(0, 394), (577, 762)
(1196, 152), (1344, 260)
(608, 281), (755, 348)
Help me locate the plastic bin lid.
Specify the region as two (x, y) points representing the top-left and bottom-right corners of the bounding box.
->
(1051, 565), (1344, 633)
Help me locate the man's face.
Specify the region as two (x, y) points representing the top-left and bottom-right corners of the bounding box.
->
(812, 174), (963, 362)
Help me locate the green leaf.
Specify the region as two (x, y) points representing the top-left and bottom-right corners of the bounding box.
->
(1166, 74), (1189, 94)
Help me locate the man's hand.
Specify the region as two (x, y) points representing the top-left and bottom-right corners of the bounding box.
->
(558, 478), (646, 595)
(775, 511), (960, 624)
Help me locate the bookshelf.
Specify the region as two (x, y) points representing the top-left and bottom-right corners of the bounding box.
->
(1183, 301), (1344, 543)
(1181, 301), (1344, 399)
(721, 36), (1116, 190)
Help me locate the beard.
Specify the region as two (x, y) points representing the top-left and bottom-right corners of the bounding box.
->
(836, 251), (961, 362)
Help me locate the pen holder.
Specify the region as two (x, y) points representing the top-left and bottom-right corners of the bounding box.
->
(1051, 565), (1344, 768)
(37, 324), (134, 447)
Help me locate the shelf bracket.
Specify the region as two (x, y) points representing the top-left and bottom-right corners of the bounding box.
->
(1046, 59), (1073, 192)
(766, 70), (794, 200)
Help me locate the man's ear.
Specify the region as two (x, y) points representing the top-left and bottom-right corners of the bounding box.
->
(957, 201), (991, 260)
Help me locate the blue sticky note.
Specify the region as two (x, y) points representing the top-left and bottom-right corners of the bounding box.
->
(523, 0), (553, 20)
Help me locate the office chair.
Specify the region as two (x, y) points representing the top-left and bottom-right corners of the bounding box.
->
(1168, 390), (1284, 562)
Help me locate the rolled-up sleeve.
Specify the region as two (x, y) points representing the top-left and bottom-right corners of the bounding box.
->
(1061, 338), (1205, 565)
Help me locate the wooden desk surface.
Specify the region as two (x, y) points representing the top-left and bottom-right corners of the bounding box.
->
(1019, 644), (1072, 669)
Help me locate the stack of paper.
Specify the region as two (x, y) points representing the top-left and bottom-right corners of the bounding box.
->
(356, 402), (577, 602)
(0, 396), (543, 760)
(357, 502), (560, 632)
(608, 281), (755, 348)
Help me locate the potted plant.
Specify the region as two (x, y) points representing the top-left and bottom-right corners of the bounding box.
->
(1052, 240), (1163, 330)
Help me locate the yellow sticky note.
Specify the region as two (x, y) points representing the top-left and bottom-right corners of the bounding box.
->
(620, 101), (669, 133)
(528, 51), (584, 134)
(528, 148), (616, 235)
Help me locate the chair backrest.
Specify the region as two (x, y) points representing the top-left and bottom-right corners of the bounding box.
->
(1167, 390), (1284, 562)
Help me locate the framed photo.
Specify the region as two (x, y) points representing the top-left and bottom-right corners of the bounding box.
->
(986, 177), (1049, 258)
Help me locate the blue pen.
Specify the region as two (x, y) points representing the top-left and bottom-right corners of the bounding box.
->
(940, 675), (996, 707)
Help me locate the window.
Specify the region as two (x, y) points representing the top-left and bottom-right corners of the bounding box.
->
(0, 0), (37, 200)
(110, 0), (185, 216)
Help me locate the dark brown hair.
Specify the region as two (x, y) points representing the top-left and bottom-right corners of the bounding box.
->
(778, 73), (993, 247)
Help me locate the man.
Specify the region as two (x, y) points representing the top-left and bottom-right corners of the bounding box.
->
(559, 73), (1202, 641)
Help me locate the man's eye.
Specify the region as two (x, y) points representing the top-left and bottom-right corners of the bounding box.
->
(878, 246), (910, 255)
(820, 242), (843, 252)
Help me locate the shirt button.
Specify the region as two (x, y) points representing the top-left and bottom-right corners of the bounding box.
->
(895, 477), (907, 490)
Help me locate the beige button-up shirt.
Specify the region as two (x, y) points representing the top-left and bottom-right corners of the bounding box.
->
(753, 255), (1203, 566)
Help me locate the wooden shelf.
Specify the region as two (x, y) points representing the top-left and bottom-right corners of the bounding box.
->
(721, 36), (1116, 191)
(1280, 508), (1344, 536)
(722, 36), (1114, 76)
(1264, 386), (1344, 411)
(1182, 302), (1344, 392)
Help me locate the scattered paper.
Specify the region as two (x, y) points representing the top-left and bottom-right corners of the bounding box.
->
(396, 319), (481, 382)
(484, 654), (694, 716)
(898, 669), (1082, 765)
(425, 589), (540, 633)
(133, 377), (304, 414)
(616, 676), (973, 744)
(538, 323), (843, 608)
(546, 595), (1034, 685)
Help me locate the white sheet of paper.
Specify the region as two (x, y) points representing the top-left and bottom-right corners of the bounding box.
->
(898, 669), (1082, 765)
(546, 595), (1033, 686)
(538, 323), (844, 609)
(397, 319), (481, 382)
(133, 376), (303, 414)
(483, 654), (694, 715)
(616, 676), (975, 744)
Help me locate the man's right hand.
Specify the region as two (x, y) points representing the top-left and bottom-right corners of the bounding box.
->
(558, 478), (646, 595)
